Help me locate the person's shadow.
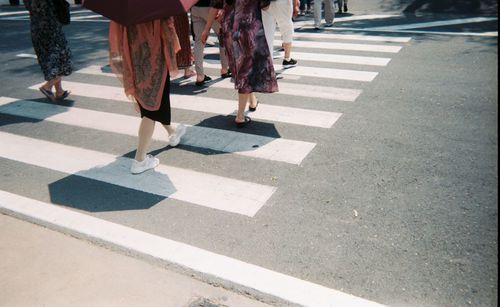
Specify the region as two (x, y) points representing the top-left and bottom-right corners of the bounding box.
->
(48, 153), (174, 212)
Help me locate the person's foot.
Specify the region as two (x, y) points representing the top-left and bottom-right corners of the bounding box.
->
(338, 8), (342, 13)
(169, 124), (186, 147)
(282, 58), (298, 68)
(39, 86), (56, 102)
(195, 75), (212, 86)
(235, 116), (251, 128)
(325, 22), (333, 27)
(183, 70), (196, 79)
(221, 70), (232, 79)
(249, 100), (259, 112)
(130, 154), (159, 174)
(344, 4), (348, 12)
(55, 90), (71, 101)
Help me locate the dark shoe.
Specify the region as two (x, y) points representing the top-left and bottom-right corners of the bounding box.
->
(338, 8), (342, 13)
(221, 70), (232, 79)
(344, 4), (348, 12)
(248, 100), (259, 112)
(282, 58), (297, 68)
(56, 90), (71, 101)
(39, 87), (56, 102)
(195, 75), (212, 86)
(235, 116), (251, 128)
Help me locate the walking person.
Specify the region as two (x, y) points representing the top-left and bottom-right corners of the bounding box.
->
(299, 0), (312, 15)
(109, 18), (187, 174)
(191, 0), (231, 86)
(337, 0), (348, 13)
(24, 0), (72, 102)
(202, 0), (278, 128)
(261, 0), (298, 68)
(313, 0), (335, 30)
(173, 13), (196, 79)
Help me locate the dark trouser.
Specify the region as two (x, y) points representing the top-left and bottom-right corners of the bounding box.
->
(299, 0), (312, 10)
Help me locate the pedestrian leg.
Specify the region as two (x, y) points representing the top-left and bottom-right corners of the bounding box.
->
(324, 0), (335, 26)
(135, 117), (155, 162)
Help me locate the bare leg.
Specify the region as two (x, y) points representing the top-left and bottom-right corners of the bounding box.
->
(162, 124), (175, 136)
(41, 77), (58, 92)
(135, 117), (155, 161)
(236, 93), (250, 123)
(283, 42), (292, 60)
(249, 93), (258, 109)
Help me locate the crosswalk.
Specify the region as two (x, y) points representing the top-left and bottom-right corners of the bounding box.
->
(0, 14), (411, 306)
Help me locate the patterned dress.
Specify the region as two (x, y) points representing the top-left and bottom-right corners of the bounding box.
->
(173, 13), (194, 69)
(24, 0), (72, 81)
(211, 0), (278, 94)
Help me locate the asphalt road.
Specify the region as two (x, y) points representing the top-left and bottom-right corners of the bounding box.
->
(0, 1), (497, 306)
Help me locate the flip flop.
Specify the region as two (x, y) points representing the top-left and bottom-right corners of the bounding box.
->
(39, 87), (56, 102)
(235, 116), (251, 128)
(56, 90), (71, 101)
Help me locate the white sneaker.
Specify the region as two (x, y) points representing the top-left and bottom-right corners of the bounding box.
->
(169, 124), (186, 147)
(130, 154), (159, 174)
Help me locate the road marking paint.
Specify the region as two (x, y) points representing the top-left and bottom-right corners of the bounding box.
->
(279, 65), (377, 82)
(0, 11), (28, 17)
(368, 17), (498, 31)
(0, 132), (276, 217)
(0, 97), (316, 165)
(0, 190), (387, 307)
(203, 62), (378, 82)
(289, 51), (391, 66)
(77, 65), (360, 101)
(275, 39), (403, 53)
(29, 82), (343, 128)
(292, 14), (401, 28)
(177, 77), (362, 102)
(284, 31), (412, 43)
(333, 27), (499, 37)
(16, 53), (37, 59)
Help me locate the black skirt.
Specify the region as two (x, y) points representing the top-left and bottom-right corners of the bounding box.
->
(139, 76), (171, 125)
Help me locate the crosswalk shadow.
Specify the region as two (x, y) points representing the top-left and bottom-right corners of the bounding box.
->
(0, 98), (74, 127)
(48, 156), (174, 212)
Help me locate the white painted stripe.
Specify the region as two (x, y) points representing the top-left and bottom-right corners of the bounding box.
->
(284, 31), (412, 43)
(78, 65), (359, 101)
(177, 77), (361, 102)
(280, 65), (377, 82)
(29, 82), (343, 128)
(289, 51), (391, 66)
(369, 17), (497, 31)
(71, 14), (107, 20)
(16, 53), (37, 59)
(203, 62), (378, 82)
(0, 190), (387, 307)
(0, 97), (316, 165)
(275, 39), (403, 53)
(343, 27), (498, 37)
(292, 14), (401, 28)
(0, 11), (28, 17)
(0, 132), (276, 217)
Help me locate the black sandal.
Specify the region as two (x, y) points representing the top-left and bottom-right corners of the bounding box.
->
(221, 70), (232, 79)
(195, 75), (212, 86)
(39, 87), (56, 102)
(235, 116), (251, 128)
(249, 100), (259, 112)
(56, 90), (71, 101)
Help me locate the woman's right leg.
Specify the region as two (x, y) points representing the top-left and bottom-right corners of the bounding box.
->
(236, 93), (250, 123)
(191, 7), (208, 83)
(135, 117), (156, 162)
